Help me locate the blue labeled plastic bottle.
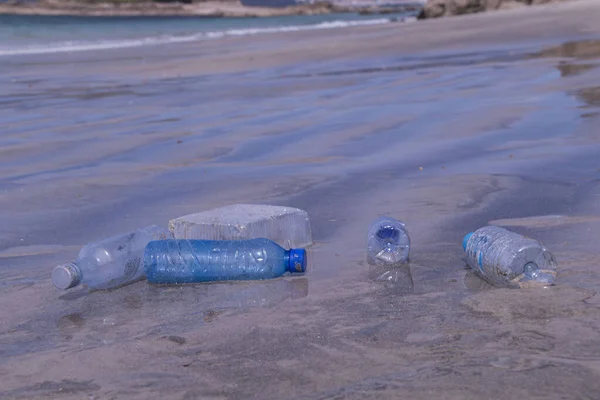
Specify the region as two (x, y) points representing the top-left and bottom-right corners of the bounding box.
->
(463, 225), (557, 287)
(144, 238), (307, 284)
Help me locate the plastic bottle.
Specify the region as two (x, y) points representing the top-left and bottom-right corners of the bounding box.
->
(52, 225), (172, 291)
(462, 225), (557, 287)
(144, 238), (307, 284)
(367, 217), (410, 266)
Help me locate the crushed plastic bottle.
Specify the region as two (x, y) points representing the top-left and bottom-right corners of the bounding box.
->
(463, 225), (557, 288)
(52, 225), (172, 291)
(144, 238), (307, 284)
(367, 217), (410, 266)
(169, 204), (312, 248)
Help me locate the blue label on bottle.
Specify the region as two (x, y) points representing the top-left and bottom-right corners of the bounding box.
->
(468, 235), (487, 273)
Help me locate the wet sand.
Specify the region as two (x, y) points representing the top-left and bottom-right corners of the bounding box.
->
(2, 0), (600, 398)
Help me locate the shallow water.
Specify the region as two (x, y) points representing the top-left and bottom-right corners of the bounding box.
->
(2, 7), (600, 399)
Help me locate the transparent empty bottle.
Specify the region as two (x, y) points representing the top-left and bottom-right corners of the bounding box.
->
(463, 225), (557, 287)
(52, 225), (172, 291)
(367, 217), (410, 266)
(144, 238), (307, 284)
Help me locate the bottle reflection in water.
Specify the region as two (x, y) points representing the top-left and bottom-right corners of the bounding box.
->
(217, 278), (309, 309)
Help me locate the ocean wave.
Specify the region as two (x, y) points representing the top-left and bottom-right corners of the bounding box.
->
(0, 17), (410, 57)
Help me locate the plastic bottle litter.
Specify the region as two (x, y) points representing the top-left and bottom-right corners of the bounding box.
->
(462, 225), (557, 287)
(144, 238), (307, 284)
(367, 217), (410, 266)
(52, 225), (172, 291)
(168, 204), (312, 249)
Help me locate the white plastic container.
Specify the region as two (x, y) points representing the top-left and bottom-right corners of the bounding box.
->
(168, 204), (312, 249)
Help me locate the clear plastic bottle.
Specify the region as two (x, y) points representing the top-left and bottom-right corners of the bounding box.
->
(52, 225), (172, 291)
(463, 225), (557, 287)
(367, 217), (410, 266)
(144, 238), (306, 284)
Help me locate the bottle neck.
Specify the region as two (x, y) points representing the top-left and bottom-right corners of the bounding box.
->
(523, 262), (539, 278)
(523, 262), (555, 285)
(284, 250), (291, 272)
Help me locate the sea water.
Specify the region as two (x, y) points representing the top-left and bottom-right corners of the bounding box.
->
(0, 13), (415, 56)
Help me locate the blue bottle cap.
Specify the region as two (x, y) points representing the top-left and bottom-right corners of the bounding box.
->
(463, 232), (474, 251)
(288, 248), (307, 274)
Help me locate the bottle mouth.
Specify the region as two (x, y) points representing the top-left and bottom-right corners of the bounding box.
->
(376, 225), (400, 242)
(287, 249), (307, 274)
(523, 262), (555, 285)
(52, 263), (81, 290)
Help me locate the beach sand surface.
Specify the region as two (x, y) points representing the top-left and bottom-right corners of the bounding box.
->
(2, 1), (600, 398)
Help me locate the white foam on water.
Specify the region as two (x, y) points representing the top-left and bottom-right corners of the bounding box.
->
(0, 17), (407, 57)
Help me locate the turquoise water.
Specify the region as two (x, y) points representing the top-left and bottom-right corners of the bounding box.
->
(0, 13), (413, 56)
